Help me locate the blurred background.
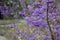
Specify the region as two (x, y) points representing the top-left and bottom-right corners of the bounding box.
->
(0, 0), (34, 40)
(0, 0), (60, 40)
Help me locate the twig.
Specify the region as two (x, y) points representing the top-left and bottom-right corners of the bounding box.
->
(47, 2), (54, 40)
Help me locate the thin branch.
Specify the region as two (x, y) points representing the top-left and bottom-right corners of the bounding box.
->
(46, 2), (54, 40)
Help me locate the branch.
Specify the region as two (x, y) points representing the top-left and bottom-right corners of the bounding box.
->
(47, 2), (54, 40)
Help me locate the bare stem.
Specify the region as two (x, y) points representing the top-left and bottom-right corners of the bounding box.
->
(47, 2), (54, 40)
